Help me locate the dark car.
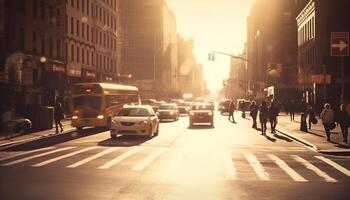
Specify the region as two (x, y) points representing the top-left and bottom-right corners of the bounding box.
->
(218, 99), (231, 114)
(157, 103), (179, 121)
(178, 102), (191, 114)
(189, 103), (214, 127)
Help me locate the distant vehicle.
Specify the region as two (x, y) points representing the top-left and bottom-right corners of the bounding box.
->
(141, 99), (157, 112)
(68, 83), (140, 131)
(153, 100), (166, 112)
(218, 99), (231, 114)
(110, 105), (159, 139)
(178, 102), (191, 114)
(170, 99), (184, 105)
(157, 103), (179, 121)
(237, 99), (251, 111)
(189, 103), (214, 127)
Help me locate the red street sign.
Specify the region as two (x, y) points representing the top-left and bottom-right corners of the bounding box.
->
(331, 32), (349, 56)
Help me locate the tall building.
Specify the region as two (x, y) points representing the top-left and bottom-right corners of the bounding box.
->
(119, 0), (178, 98)
(296, 0), (350, 107)
(247, 0), (302, 103)
(0, 0), (120, 115)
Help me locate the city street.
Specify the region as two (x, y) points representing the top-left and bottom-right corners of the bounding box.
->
(1, 111), (350, 200)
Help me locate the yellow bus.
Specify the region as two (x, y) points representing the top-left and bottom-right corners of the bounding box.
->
(68, 83), (140, 131)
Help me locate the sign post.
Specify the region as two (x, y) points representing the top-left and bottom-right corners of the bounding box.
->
(331, 32), (349, 103)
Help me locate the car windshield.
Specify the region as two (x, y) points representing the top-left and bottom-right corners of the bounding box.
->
(191, 105), (211, 110)
(117, 108), (150, 117)
(159, 105), (176, 110)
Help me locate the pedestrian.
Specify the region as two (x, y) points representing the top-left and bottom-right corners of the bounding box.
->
(228, 100), (236, 123)
(307, 104), (316, 129)
(259, 101), (268, 135)
(320, 103), (335, 142)
(268, 101), (278, 134)
(241, 101), (247, 118)
(250, 101), (258, 129)
(54, 98), (64, 134)
(337, 104), (350, 144)
(289, 100), (296, 121)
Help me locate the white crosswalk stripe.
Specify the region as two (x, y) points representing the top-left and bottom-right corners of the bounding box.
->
(267, 154), (308, 182)
(245, 153), (270, 181)
(1, 147), (76, 166)
(98, 147), (140, 169)
(293, 155), (337, 183)
(0, 147), (56, 162)
(315, 156), (350, 177)
(67, 147), (120, 168)
(132, 148), (166, 171)
(32, 146), (99, 167)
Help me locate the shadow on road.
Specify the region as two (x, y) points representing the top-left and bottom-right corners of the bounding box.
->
(187, 125), (215, 130)
(273, 134), (293, 142)
(98, 135), (152, 147)
(264, 135), (277, 142)
(2, 128), (105, 152)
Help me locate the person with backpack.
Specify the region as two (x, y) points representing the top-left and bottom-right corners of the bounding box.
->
(320, 103), (335, 142)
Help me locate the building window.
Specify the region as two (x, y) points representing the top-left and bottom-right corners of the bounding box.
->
(65, 14), (68, 32)
(82, 48), (85, 64)
(71, 17), (74, 35)
(32, 0), (38, 19)
(86, 25), (89, 41)
(96, 53), (99, 69)
(65, 43), (68, 61)
(76, 0), (79, 10)
(91, 51), (94, 66)
(77, 46), (80, 63)
(57, 39), (61, 58)
(56, 9), (61, 27)
(49, 37), (53, 56)
(32, 31), (37, 54)
(82, 0), (85, 13)
(87, 49), (89, 65)
(76, 20), (80, 37)
(71, 44), (74, 61)
(82, 23), (85, 39)
(71, 0), (74, 7)
(87, 0), (90, 16)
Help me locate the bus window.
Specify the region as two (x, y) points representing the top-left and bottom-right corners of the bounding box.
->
(73, 96), (102, 118)
(105, 95), (120, 107)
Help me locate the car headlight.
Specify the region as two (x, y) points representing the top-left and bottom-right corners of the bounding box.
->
(72, 115), (78, 119)
(170, 111), (174, 115)
(97, 115), (104, 119)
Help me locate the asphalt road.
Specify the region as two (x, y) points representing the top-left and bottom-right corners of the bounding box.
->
(0, 111), (350, 200)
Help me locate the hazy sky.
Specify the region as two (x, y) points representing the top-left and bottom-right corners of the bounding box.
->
(166, 0), (254, 92)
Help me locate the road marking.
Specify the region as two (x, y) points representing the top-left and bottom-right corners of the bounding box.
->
(1, 147), (76, 166)
(67, 147), (119, 168)
(223, 153), (237, 180)
(267, 154), (308, 182)
(0, 147), (56, 162)
(315, 156), (350, 177)
(293, 155), (337, 183)
(98, 147), (140, 169)
(132, 148), (165, 171)
(32, 146), (98, 167)
(245, 153), (270, 181)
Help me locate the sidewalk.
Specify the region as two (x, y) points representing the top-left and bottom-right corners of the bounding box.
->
(276, 113), (350, 154)
(0, 119), (76, 149)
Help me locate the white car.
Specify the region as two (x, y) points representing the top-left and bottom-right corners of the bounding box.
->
(110, 105), (159, 139)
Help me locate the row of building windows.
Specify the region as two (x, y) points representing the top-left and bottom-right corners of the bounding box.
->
(68, 0), (117, 32)
(31, 0), (61, 28)
(67, 44), (116, 73)
(298, 16), (315, 46)
(66, 16), (117, 51)
(26, 31), (62, 59)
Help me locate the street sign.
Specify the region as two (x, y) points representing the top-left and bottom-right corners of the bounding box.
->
(309, 74), (331, 84)
(331, 32), (349, 56)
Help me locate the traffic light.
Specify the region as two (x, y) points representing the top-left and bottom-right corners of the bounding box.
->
(208, 53), (215, 61)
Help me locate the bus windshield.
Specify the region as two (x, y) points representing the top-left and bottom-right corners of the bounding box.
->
(73, 96), (102, 118)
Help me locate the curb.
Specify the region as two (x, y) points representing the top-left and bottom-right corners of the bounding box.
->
(0, 127), (76, 150)
(275, 127), (319, 152)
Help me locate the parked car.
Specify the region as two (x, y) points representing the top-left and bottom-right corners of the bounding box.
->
(110, 105), (159, 139)
(189, 103), (214, 127)
(178, 102), (191, 114)
(218, 99), (231, 114)
(157, 103), (179, 121)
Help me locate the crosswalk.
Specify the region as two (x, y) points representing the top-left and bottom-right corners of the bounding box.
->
(1, 146), (349, 182)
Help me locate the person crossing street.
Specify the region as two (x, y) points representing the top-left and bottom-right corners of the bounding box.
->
(250, 101), (258, 129)
(228, 100), (236, 123)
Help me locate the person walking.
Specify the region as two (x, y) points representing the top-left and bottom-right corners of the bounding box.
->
(250, 101), (258, 129)
(338, 104), (350, 143)
(54, 98), (64, 134)
(259, 101), (268, 135)
(228, 100), (236, 123)
(320, 103), (335, 142)
(289, 100), (296, 121)
(268, 101), (278, 134)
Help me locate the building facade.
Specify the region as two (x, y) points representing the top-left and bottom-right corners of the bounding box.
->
(119, 0), (178, 98)
(297, 0), (350, 108)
